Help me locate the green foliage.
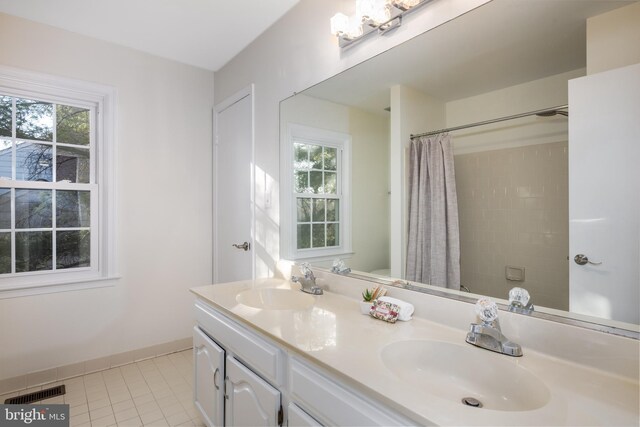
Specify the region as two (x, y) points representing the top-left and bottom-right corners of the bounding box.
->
(362, 288), (373, 302)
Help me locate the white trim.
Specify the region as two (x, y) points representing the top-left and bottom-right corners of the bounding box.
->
(0, 65), (118, 296)
(281, 123), (352, 261)
(212, 85), (255, 283)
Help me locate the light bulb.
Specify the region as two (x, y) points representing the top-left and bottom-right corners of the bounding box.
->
(330, 13), (349, 36)
(396, 0), (421, 8)
(357, 0), (390, 24)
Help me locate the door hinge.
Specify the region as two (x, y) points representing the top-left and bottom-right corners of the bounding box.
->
(277, 404), (283, 427)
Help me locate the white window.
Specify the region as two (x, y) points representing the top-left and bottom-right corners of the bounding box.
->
(0, 66), (117, 297)
(282, 124), (351, 261)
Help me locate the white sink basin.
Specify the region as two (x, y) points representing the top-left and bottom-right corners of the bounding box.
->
(236, 288), (315, 310)
(380, 340), (550, 412)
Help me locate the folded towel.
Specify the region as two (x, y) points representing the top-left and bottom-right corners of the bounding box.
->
(378, 296), (414, 321)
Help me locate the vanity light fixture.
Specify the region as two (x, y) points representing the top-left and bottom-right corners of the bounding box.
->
(330, 0), (434, 49)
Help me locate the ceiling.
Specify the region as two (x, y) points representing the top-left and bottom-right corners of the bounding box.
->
(0, 0), (300, 71)
(302, 0), (636, 115)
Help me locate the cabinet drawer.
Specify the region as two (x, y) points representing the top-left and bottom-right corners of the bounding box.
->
(195, 300), (282, 385)
(290, 358), (412, 427)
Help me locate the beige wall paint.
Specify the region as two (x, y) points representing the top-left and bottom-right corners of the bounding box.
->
(349, 107), (390, 273)
(587, 2), (640, 75)
(0, 13), (214, 380)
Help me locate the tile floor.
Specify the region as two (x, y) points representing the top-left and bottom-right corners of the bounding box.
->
(1, 349), (203, 427)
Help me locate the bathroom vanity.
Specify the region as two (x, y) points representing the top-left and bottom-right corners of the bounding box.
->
(190, 271), (639, 426)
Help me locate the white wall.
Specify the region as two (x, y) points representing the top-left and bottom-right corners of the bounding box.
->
(587, 2), (640, 75)
(0, 13), (214, 380)
(214, 0), (490, 278)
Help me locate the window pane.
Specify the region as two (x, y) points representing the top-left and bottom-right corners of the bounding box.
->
(57, 146), (90, 183)
(294, 143), (308, 164)
(0, 232), (10, 273)
(294, 171), (309, 193)
(297, 224), (310, 249)
(309, 171), (323, 193)
(15, 189), (52, 229)
(0, 188), (10, 229)
(324, 172), (337, 194)
(57, 191), (90, 228)
(57, 230), (90, 269)
(16, 142), (53, 182)
(327, 223), (339, 247)
(0, 96), (11, 137)
(16, 98), (53, 142)
(310, 145), (323, 169)
(296, 198), (311, 222)
(312, 224), (325, 248)
(56, 105), (90, 146)
(324, 147), (337, 171)
(326, 199), (338, 221)
(312, 199), (325, 222)
(0, 139), (11, 179)
(15, 231), (52, 272)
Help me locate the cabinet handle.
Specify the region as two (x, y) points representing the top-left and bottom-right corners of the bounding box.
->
(213, 368), (220, 390)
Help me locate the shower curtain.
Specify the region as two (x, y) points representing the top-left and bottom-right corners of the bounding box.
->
(405, 133), (460, 289)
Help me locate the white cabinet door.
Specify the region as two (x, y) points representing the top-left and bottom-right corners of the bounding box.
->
(225, 356), (281, 427)
(287, 403), (322, 427)
(568, 63), (640, 324)
(193, 327), (225, 427)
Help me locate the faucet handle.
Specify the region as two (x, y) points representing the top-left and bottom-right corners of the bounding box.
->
(508, 287), (530, 308)
(299, 262), (313, 277)
(475, 298), (499, 323)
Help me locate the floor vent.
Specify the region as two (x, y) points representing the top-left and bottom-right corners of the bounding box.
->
(4, 385), (66, 405)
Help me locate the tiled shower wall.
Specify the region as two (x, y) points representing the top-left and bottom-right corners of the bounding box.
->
(455, 141), (569, 310)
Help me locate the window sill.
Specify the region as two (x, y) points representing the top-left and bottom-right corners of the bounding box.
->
(0, 275), (121, 299)
(292, 251), (354, 264)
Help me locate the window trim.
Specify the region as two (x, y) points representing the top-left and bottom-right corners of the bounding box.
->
(281, 123), (352, 261)
(0, 65), (118, 297)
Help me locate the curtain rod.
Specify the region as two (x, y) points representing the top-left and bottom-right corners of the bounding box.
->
(410, 104), (569, 139)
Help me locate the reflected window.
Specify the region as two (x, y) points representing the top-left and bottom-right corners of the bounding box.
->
(289, 125), (351, 259)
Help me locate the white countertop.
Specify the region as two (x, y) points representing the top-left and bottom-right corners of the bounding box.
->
(191, 278), (640, 426)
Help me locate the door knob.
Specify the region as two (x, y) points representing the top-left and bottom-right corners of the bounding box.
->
(232, 242), (250, 251)
(574, 254), (602, 266)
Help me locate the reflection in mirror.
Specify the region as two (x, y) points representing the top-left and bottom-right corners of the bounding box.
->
(280, 0), (640, 330)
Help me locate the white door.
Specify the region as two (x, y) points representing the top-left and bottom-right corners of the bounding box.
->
(225, 356), (281, 427)
(214, 86), (254, 283)
(193, 327), (225, 427)
(568, 63), (640, 324)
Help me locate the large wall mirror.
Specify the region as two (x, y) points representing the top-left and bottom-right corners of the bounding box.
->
(279, 0), (639, 332)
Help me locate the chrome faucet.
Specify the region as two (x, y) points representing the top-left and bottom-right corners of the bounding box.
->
(465, 298), (523, 357)
(291, 263), (323, 295)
